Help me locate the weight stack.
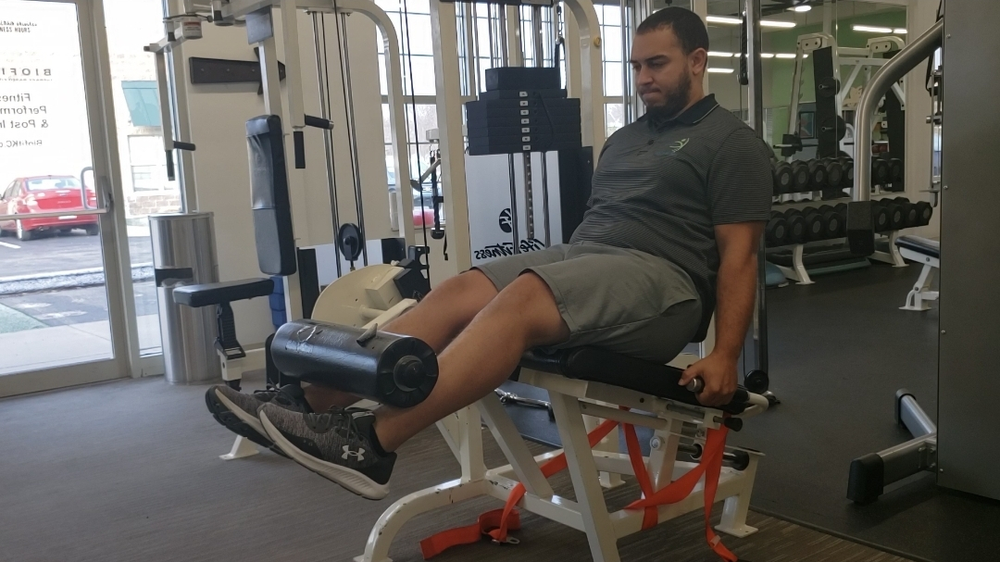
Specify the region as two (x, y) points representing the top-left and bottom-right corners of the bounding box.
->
(466, 67), (582, 156)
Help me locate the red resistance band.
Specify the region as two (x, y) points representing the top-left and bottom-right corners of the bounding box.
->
(419, 417), (739, 561)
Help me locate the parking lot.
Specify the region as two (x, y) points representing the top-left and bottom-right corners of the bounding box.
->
(0, 230), (157, 331)
(0, 229), (153, 278)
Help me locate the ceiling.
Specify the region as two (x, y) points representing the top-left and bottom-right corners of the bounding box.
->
(704, 0), (905, 23)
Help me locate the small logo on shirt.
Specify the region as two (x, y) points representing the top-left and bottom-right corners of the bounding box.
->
(670, 138), (690, 153)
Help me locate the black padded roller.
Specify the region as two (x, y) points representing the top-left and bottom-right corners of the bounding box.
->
(271, 320), (438, 408)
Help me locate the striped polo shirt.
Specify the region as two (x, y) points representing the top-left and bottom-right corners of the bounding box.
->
(570, 94), (773, 324)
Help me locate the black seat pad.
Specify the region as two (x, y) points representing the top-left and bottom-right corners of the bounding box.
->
(173, 278), (274, 308)
(520, 347), (749, 415)
(896, 235), (939, 260)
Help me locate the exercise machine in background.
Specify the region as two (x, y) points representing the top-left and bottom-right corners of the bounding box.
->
(847, 0), (1000, 505)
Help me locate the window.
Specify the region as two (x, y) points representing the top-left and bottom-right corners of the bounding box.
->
(26, 177), (81, 190)
(127, 135), (168, 191)
(375, 0), (439, 207)
(597, 4), (630, 136)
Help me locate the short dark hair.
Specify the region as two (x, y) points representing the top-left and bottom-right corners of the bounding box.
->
(635, 7), (710, 55)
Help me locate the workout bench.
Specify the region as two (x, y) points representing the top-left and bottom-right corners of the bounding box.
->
(271, 319), (768, 562)
(896, 235), (939, 311)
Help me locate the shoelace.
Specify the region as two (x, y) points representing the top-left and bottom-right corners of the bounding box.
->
(306, 406), (372, 437)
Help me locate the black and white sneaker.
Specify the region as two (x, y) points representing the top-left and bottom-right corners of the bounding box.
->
(205, 384), (311, 453)
(258, 404), (396, 500)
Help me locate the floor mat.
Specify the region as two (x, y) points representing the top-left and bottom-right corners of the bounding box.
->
(504, 264), (1000, 562)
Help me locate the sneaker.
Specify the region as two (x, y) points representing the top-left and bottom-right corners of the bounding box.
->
(258, 404), (396, 500)
(205, 384), (311, 452)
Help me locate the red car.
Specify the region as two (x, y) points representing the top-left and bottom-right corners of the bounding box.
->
(0, 176), (98, 241)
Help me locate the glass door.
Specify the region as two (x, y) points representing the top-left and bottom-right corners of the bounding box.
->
(0, 0), (134, 396)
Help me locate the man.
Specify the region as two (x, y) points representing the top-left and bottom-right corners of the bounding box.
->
(205, 7), (773, 500)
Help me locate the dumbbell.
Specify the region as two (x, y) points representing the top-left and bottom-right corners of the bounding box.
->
(893, 197), (918, 228)
(773, 161), (794, 194)
(766, 211), (790, 247)
(807, 159), (829, 191)
(818, 205), (844, 238)
(914, 201), (933, 226)
(790, 160), (810, 193)
(822, 157), (844, 189)
(876, 198), (905, 231)
(887, 201), (906, 231)
(872, 200), (891, 232)
(783, 209), (807, 243)
(800, 206), (828, 241)
(889, 158), (904, 183)
(872, 158), (891, 186)
(838, 157), (855, 187)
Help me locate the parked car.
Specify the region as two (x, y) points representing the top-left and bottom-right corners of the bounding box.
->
(0, 176), (98, 241)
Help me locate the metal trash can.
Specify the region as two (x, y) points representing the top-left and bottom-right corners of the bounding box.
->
(150, 212), (221, 385)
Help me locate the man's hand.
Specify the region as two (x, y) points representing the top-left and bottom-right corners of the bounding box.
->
(679, 353), (739, 407)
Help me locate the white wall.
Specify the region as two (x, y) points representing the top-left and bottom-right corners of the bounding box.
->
(174, 10), (389, 347)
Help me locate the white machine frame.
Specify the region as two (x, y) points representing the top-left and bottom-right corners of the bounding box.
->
(153, 1), (416, 439)
(153, 0), (417, 319)
(899, 243), (939, 311)
(355, 374), (765, 562)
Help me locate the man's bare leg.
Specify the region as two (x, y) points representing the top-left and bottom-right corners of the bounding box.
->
(302, 271), (500, 412)
(373, 273), (569, 452)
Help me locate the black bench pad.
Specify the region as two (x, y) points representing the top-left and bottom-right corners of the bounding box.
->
(896, 235), (939, 260)
(520, 347), (750, 415)
(173, 278), (274, 308)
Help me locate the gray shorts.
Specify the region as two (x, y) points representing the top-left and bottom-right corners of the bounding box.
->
(473, 242), (702, 363)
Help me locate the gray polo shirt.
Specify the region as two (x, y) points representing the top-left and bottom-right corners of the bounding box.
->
(570, 94), (773, 324)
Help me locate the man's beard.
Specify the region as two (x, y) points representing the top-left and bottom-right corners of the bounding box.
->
(642, 71), (693, 122)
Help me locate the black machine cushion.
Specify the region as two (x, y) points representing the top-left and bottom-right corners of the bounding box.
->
(895, 235), (940, 260)
(173, 278), (274, 308)
(520, 347), (749, 415)
(247, 115), (297, 276)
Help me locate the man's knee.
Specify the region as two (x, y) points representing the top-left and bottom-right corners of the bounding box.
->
(413, 270), (500, 332)
(429, 270), (498, 305)
(491, 272), (570, 346)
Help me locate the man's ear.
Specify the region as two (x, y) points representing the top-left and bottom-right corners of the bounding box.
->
(689, 48), (708, 76)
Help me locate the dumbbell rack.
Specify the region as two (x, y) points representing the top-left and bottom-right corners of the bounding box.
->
(770, 229), (905, 286)
(768, 154), (928, 284)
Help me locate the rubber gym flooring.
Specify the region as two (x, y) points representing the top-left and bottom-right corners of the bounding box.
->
(2, 371), (905, 561)
(0, 262), (990, 561)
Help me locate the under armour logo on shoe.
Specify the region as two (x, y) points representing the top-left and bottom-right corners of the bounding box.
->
(342, 445), (366, 462)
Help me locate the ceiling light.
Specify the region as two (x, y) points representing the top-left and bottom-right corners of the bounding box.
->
(759, 53), (775, 59)
(853, 25), (894, 34)
(707, 68), (735, 74)
(775, 53), (797, 59)
(706, 16), (742, 25)
(706, 15), (796, 29)
(894, 28), (908, 34)
(791, 5), (812, 12)
(708, 51), (735, 58)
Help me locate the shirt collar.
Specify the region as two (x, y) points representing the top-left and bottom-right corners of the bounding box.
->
(643, 94), (720, 129)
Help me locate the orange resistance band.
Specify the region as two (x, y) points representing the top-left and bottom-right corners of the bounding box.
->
(419, 417), (739, 561)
